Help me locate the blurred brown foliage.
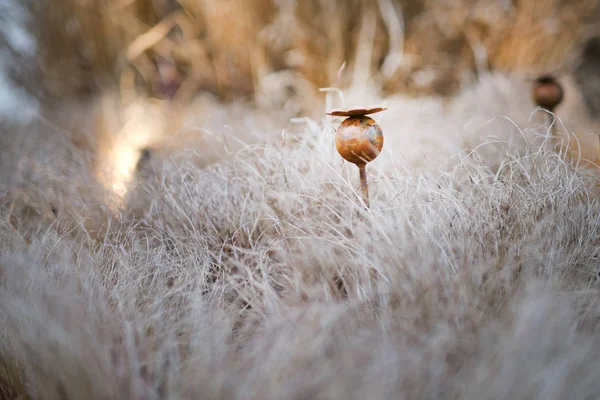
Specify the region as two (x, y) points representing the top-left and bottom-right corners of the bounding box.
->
(31, 0), (600, 110)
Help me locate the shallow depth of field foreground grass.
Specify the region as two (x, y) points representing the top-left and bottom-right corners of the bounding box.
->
(2, 74), (600, 399)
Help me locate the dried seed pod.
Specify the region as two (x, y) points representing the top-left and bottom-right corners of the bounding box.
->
(327, 107), (386, 207)
(532, 75), (564, 112)
(334, 116), (384, 165)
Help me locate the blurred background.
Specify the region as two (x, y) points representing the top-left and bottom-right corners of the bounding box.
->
(1, 0), (600, 196)
(4, 0), (600, 114)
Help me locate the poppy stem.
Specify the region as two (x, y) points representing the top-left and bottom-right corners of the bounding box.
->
(358, 163), (369, 208)
(548, 107), (556, 137)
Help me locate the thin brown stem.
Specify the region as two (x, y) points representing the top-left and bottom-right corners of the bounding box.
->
(358, 163), (369, 208)
(547, 107), (555, 136)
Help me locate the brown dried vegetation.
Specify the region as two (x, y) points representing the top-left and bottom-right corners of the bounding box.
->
(29, 0), (600, 111)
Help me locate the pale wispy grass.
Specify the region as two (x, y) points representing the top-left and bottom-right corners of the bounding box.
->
(2, 71), (600, 398)
(7, 0), (596, 128)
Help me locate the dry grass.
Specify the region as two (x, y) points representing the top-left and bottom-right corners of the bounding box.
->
(2, 70), (600, 398)
(2, 1), (600, 398)
(23, 0), (599, 115)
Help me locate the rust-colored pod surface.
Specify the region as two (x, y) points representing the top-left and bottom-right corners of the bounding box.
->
(532, 75), (564, 110)
(335, 116), (384, 165)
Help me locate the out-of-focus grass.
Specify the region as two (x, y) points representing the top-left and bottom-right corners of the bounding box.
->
(1, 5), (600, 397)
(0, 356), (28, 400)
(2, 94), (600, 397)
(30, 0), (599, 112)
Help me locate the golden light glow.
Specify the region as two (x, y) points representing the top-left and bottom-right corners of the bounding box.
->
(101, 98), (169, 198)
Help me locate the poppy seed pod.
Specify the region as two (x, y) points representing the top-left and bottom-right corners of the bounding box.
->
(335, 116), (384, 165)
(532, 75), (564, 112)
(327, 107), (386, 207)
